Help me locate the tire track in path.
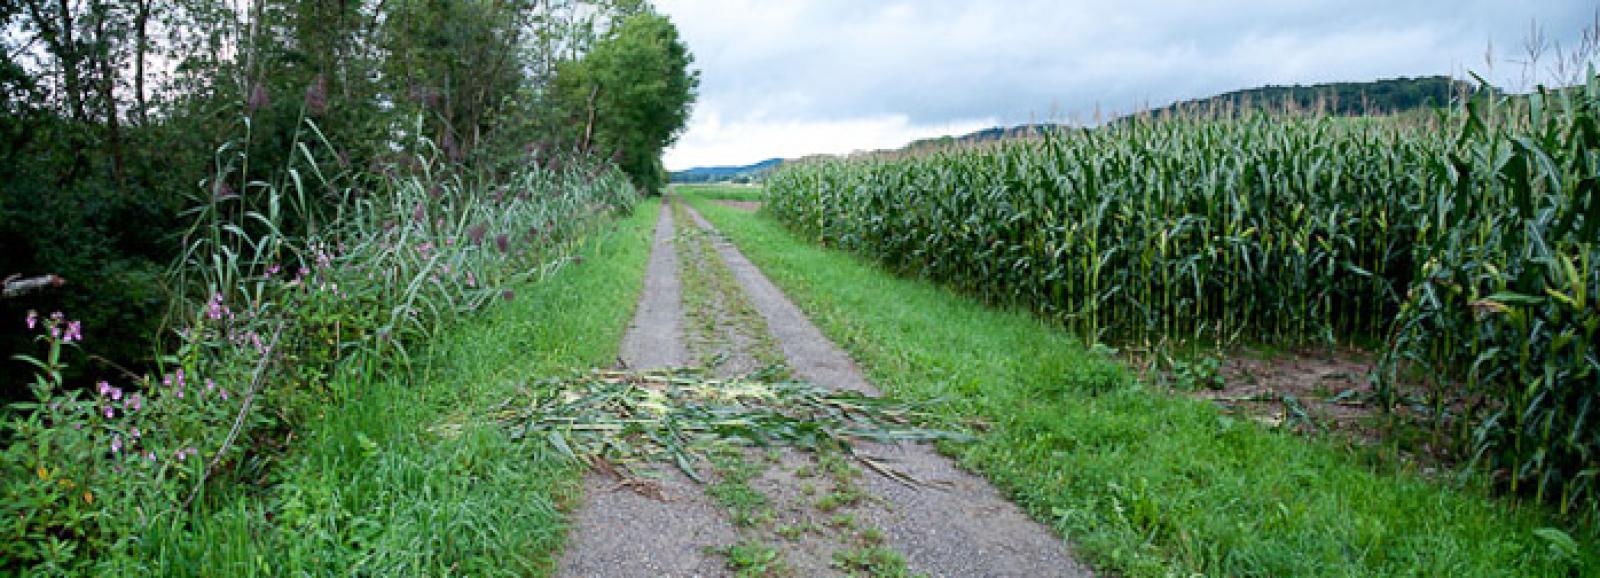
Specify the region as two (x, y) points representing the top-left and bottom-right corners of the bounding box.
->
(556, 203), (736, 578)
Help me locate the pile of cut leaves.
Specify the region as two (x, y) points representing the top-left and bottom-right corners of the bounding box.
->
(492, 368), (967, 482)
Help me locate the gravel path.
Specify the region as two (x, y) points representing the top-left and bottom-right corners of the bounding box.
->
(555, 199), (1094, 577)
(556, 204), (737, 578)
(681, 204), (1094, 578)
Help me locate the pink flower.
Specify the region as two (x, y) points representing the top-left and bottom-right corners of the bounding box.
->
(466, 271), (477, 288)
(495, 234), (510, 254)
(205, 379), (216, 393)
(25, 310), (36, 329)
(131, 427), (141, 438)
(124, 394), (142, 412)
(176, 449), (187, 462)
(103, 406), (115, 419)
(97, 381), (112, 397)
(207, 293), (231, 320)
(111, 436), (123, 453)
(63, 320), (82, 343)
(110, 387), (122, 401)
(220, 388), (230, 401)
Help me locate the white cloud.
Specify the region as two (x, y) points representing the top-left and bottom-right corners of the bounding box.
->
(664, 105), (997, 169)
(656, 0), (1596, 170)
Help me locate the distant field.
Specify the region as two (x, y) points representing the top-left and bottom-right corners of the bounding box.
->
(673, 183), (766, 202)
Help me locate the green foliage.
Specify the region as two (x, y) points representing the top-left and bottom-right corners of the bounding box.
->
(684, 195), (1598, 577)
(1379, 79), (1600, 519)
(716, 540), (790, 577)
(0, 0), (680, 398)
(2, 0), (681, 572)
(766, 77), (1600, 520)
(832, 545), (918, 578)
(553, 9), (699, 193)
(769, 115), (1437, 347)
(130, 200), (661, 575)
(1166, 355), (1224, 392)
(709, 451), (774, 529)
(0, 117), (637, 572)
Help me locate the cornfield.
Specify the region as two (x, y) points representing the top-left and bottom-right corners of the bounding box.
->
(766, 76), (1600, 520)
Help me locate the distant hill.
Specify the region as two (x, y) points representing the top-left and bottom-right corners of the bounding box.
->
(903, 123), (1068, 151)
(670, 158), (783, 183)
(1138, 75), (1487, 119)
(888, 77), (1487, 153)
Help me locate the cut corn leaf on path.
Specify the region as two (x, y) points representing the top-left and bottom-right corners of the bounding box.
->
(495, 368), (968, 483)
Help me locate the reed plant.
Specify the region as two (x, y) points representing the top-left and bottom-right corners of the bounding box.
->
(1, 115), (637, 572)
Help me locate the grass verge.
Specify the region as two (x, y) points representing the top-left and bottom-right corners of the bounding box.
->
(679, 192), (1597, 577)
(136, 200), (661, 576)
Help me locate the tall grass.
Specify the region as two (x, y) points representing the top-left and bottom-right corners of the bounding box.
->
(766, 75), (1600, 521)
(1, 116), (638, 573)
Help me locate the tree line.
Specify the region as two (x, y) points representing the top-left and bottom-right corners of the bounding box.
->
(0, 0), (698, 395)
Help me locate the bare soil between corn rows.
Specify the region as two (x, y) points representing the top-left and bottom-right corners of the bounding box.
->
(555, 198), (1091, 577)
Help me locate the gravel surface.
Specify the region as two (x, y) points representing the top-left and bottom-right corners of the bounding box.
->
(556, 204), (737, 578)
(683, 205), (1095, 578)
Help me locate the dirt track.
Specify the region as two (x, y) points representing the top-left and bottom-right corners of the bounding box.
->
(556, 198), (1093, 577)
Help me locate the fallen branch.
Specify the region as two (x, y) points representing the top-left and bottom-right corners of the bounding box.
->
(181, 321), (285, 510)
(2, 274), (65, 298)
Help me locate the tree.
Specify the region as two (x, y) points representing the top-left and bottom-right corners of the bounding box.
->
(553, 9), (697, 193)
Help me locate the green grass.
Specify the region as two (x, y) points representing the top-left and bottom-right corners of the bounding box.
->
(672, 199), (786, 370)
(132, 200), (662, 576)
(674, 183), (766, 202)
(680, 192), (1598, 577)
(709, 450), (775, 529)
(714, 540), (791, 577)
(831, 545), (919, 578)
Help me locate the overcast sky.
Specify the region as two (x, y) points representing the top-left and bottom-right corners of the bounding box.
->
(654, 0), (1595, 170)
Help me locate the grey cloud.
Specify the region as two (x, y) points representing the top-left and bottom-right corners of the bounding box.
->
(657, 0), (1595, 166)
